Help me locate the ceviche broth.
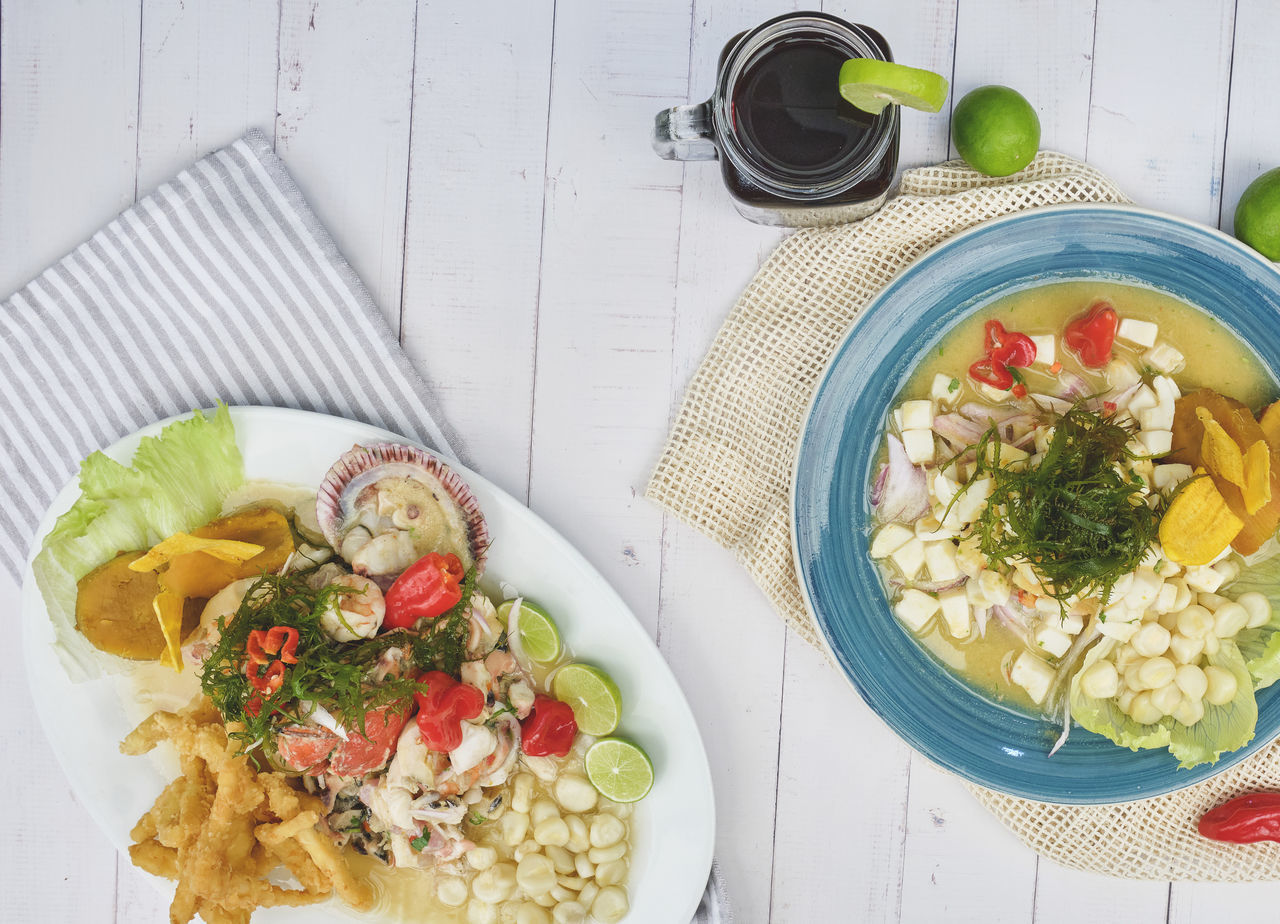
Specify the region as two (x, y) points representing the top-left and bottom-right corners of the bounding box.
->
(869, 280), (1280, 767)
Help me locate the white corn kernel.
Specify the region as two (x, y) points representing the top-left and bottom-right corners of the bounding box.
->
(1169, 580), (1193, 613)
(1214, 602), (1250, 639)
(1238, 591), (1272, 629)
(923, 541), (960, 582)
(1131, 622), (1171, 658)
(1117, 688), (1136, 712)
(1137, 656), (1176, 690)
(512, 773), (535, 814)
(530, 798), (559, 826)
(591, 886), (630, 924)
(901, 428), (935, 464)
(1124, 568), (1164, 612)
(517, 854), (559, 896)
(938, 586), (971, 639)
(1203, 633), (1221, 656)
(1128, 691), (1163, 725)
(593, 860), (628, 888)
(467, 847), (498, 872)
(588, 842), (627, 865)
(553, 776), (598, 815)
(870, 523), (914, 559)
(1185, 565), (1226, 593)
(473, 863), (519, 903)
(516, 905), (552, 924)
(1204, 665), (1238, 706)
(1212, 559), (1240, 584)
(1174, 664), (1208, 701)
(1118, 317), (1158, 347)
(1176, 605), (1215, 639)
(574, 853), (595, 880)
(1173, 697), (1205, 727)
(1010, 652), (1056, 704)
(1080, 660), (1120, 699)
(553, 901), (588, 924)
(1199, 592), (1230, 611)
(1168, 632), (1205, 665)
(1098, 617), (1140, 643)
(544, 846), (575, 876)
(534, 818), (571, 848)
(564, 815), (589, 853)
(1153, 582), (1179, 614)
(437, 876), (469, 907)
(501, 812), (530, 847)
(1151, 682), (1183, 716)
(589, 814), (625, 849)
(467, 899), (500, 924)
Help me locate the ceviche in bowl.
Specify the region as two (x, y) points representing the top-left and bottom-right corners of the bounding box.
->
(22, 407), (714, 923)
(792, 205), (1280, 803)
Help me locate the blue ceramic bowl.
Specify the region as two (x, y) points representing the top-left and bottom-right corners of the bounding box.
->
(792, 204), (1280, 803)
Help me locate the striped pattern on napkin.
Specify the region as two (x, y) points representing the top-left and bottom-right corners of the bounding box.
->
(0, 129), (456, 580)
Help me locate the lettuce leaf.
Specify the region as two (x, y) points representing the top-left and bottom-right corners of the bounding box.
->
(32, 404), (243, 681)
(1069, 638), (1173, 752)
(1226, 551), (1280, 689)
(1169, 639), (1256, 769)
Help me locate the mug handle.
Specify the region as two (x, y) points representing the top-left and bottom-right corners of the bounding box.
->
(652, 101), (717, 161)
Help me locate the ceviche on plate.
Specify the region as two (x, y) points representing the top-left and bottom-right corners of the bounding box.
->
(26, 406), (710, 924)
(870, 280), (1280, 768)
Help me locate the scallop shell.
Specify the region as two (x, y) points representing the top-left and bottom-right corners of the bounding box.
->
(316, 443), (490, 578)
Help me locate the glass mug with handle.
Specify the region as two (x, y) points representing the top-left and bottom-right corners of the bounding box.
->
(653, 11), (899, 227)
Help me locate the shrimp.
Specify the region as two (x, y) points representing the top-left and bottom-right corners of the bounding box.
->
(319, 572), (386, 641)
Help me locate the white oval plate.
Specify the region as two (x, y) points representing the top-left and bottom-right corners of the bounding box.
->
(21, 406), (714, 923)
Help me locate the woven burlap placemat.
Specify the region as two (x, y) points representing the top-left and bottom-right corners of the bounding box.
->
(646, 151), (1280, 880)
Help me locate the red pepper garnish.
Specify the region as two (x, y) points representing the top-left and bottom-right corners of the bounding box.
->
(1063, 302), (1118, 368)
(1011, 383), (1027, 398)
(249, 659), (286, 696)
(983, 320), (1037, 368)
(968, 357), (1013, 390)
(384, 553), (466, 630)
(1199, 793), (1280, 843)
(414, 671), (485, 752)
(248, 626), (300, 666)
(520, 694), (578, 758)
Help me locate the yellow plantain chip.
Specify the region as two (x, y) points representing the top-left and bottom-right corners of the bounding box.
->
(129, 533), (265, 573)
(1159, 471), (1245, 566)
(153, 590), (187, 670)
(1243, 438), (1273, 515)
(1197, 406), (1246, 489)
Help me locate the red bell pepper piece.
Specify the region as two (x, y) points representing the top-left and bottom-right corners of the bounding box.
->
(414, 671), (485, 752)
(520, 694), (578, 758)
(249, 658), (286, 696)
(983, 320), (1037, 368)
(1064, 302), (1118, 368)
(249, 626), (300, 666)
(384, 553), (466, 630)
(968, 357), (1013, 390)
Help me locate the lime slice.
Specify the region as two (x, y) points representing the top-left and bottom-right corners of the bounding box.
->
(496, 599), (563, 664)
(838, 59), (949, 114)
(585, 738), (654, 803)
(550, 663), (622, 736)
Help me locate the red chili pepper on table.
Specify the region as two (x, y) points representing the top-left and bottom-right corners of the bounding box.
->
(1063, 302), (1118, 368)
(1198, 793), (1280, 843)
(414, 670), (485, 751)
(520, 694), (579, 758)
(384, 552), (466, 630)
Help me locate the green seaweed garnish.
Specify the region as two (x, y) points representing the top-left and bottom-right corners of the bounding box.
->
(966, 402), (1162, 607)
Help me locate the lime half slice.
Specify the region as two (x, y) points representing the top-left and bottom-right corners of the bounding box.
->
(497, 599), (563, 664)
(550, 663), (622, 736)
(585, 738), (654, 803)
(838, 59), (949, 114)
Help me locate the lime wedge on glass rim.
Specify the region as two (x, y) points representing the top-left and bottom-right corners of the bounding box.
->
(585, 737), (654, 803)
(550, 663), (623, 736)
(496, 598), (563, 664)
(838, 59), (949, 114)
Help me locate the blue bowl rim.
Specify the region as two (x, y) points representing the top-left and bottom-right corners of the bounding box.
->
(789, 202), (1280, 804)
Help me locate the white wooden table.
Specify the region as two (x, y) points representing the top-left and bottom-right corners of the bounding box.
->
(3, 2), (1279, 921)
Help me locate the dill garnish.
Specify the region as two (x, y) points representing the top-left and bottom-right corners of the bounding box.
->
(968, 402), (1161, 607)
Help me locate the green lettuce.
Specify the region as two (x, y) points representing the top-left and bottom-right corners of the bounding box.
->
(1168, 639), (1257, 769)
(32, 404), (244, 681)
(1225, 550), (1280, 689)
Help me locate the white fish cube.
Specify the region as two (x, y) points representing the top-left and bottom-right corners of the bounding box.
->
(1035, 625), (1073, 658)
(1152, 463), (1194, 492)
(1057, 609), (1085, 635)
(1137, 429), (1172, 457)
(870, 523), (914, 559)
(942, 476), (994, 529)
(1136, 403), (1175, 431)
(915, 516), (960, 542)
(978, 569), (1012, 607)
(1152, 375), (1181, 405)
(1097, 616), (1140, 642)
(893, 589), (939, 632)
(1030, 334), (1056, 367)
(978, 382), (1012, 403)
(1126, 385), (1158, 414)
(930, 373), (961, 406)
(1118, 318), (1159, 347)
(1124, 567), (1163, 611)
(901, 428), (935, 465)
(983, 441), (1030, 468)
(1142, 342), (1185, 374)
(1153, 581), (1179, 614)
(938, 587), (971, 639)
(1185, 565), (1227, 594)
(924, 541), (960, 582)
(890, 538), (926, 580)
(899, 399), (935, 431)
(1105, 360), (1141, 390)
(1010, 652), (1056, 704)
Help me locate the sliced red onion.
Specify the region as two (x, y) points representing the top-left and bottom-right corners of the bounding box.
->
(933, 413), (988, 446)
(871, 462), (889, 507)
(300, 700), (349, 741)
(1056, 370), (1090, 400)
(959, 403), (1023, 426)
(505, 596), (531, 672)
(974, 605), (989, 638)
(888, 575), (968, 593)
(874, 435), (930, 523)
(1047, 697), (1072, 757)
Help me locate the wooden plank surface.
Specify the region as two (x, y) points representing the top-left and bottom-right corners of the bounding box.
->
(5, 0), (1280, 921)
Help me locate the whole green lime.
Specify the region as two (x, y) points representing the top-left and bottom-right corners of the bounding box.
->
(1234, 167), (1280, 261)
(951, 85), (1041, 177)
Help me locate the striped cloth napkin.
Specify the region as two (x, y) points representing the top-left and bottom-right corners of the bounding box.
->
(3, 129), (730, 924)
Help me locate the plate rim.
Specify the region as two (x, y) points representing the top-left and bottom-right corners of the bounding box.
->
(790, 203), (1280, 804)
(21, 404), (715, 921)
